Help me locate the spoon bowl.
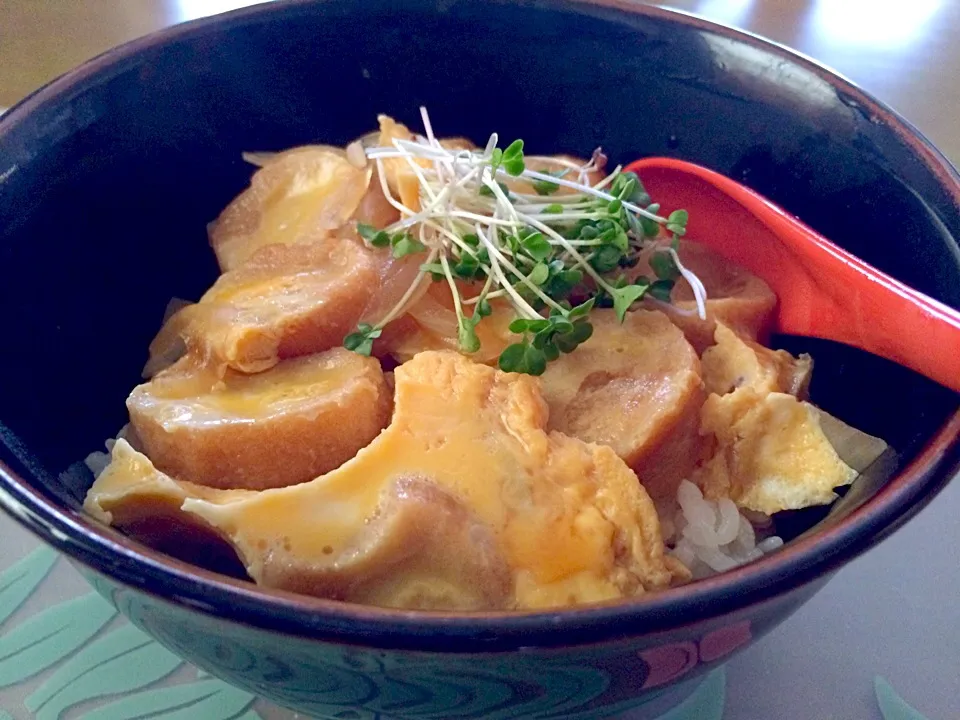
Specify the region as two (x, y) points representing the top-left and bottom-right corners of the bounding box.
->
(625, 157), (960, 394)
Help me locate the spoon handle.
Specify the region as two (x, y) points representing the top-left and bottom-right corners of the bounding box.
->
(786, 230), (960, 393)
(626, 158), (960, 393)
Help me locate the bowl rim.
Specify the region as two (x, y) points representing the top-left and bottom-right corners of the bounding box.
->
(1, 0), (959, 653)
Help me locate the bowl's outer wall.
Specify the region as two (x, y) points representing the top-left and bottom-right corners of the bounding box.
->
(0, 1), (959, 718)
(80, 561), (829, 720)
(0, 0), (958, 489)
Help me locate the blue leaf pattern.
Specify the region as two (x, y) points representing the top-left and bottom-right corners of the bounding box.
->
(79, 678), (257, 720)
(0, 710), (12, 720)
(0, 546), (57, 626)
(26, 622), (184, 720)
(0, 592), (116, 689)
(875, 677), (933, 720)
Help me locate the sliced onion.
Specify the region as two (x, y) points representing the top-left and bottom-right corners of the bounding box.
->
(359, 255), (430, 326)
(409, 289), (459, 337)
(142, 301), (196, 378)
(241, 144), (348, 169)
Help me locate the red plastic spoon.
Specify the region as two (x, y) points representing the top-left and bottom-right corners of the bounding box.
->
(625, 157), (960, 393)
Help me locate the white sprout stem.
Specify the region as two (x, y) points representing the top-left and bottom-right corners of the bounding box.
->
(643, 295), (698, 317)
(419, 106), (438, 147)
(438, 252), (467, 328)
(505, 195), (596, 206)
(508, 168), (663, 222)
(483, 174), (523, 227)
(367, 144), (452, 160)
(475, 225), (540, 319)
(463, 286), (505, 305)
(524, 212), (600, 222)
(463, 270), (497, 308)
(384, 166), (482, 234)
(395, 139), (439, 205)
(590, 165), (621, 192)
(420, 218), (489, 263)
(374, 158), (417, 218)
(564, 239), (606, 247)
(470, 223), (567, 314)
(419, 107), (458, 186)
(667, 247), (708, 319)
(449, 210), (522, 228)
(359, 115), (707, 335)
(368, 142), (624, 197)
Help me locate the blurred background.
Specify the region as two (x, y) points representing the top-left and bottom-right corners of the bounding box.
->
(1, 0), (958, 162)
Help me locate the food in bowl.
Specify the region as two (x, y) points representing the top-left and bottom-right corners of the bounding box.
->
(81, 109), (889, 611)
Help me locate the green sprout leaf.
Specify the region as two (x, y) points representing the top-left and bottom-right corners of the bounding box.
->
(347, 133), (700, 378)
(569, 298), (595, 320)
(554, 319), (593, 353)
(611, 284), (648, 322)
(357, 222), (391, 248)
(614, 172), (652, 206)
(521, 232), (551, 262)
(504, 158), (525, 176)
(598, 225), (629, 252)
(391, 233), (427, 258)
(532, 170), (564, 196)
(343, 323), (382, 356)
(502, 139), (525, 176)
(498, 341), (547, 376)
(479, 180), (510, 198)
(545, 265), (583, 300)
(508, 318), (550, 334)
(666, 208), (689, 237)
(590, 245), (622, 273)
(528, 262), (550, 286)
(579, 224), (599, 240)
(489, 147), (503, 172)
(503, 139), (524, 160)
(533, 180), (559, 195)
(650, 251), (681, 281)
(458, 317), (481, 353)
(420, 262), (446, 281)
(648, 278), (675, 302)
(453, 252), (482, 280)
(640, 202), (661, 237)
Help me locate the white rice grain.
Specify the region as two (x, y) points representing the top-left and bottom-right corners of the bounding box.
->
(667, 480), (783, 579)
(715, 498), (741, 545)
(83, 424), (139, 480)
(756, 536), (785, 553)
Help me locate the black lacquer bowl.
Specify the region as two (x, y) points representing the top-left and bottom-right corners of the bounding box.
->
(1, 2), (959, 718)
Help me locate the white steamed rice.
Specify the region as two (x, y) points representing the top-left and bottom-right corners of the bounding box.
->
(663, 479), (783, 579)
(83, 424), (138, 478)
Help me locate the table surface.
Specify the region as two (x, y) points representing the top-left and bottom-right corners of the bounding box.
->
(0, 1), (958, 719)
